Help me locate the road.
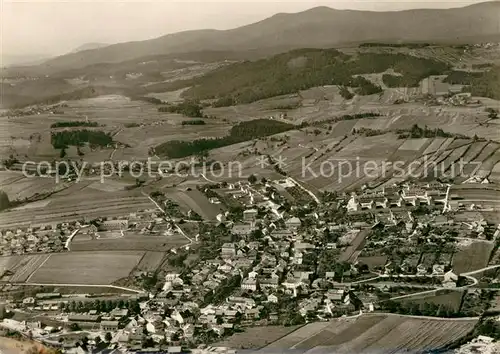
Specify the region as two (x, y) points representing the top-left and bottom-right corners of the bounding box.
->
(64, 228), (82, 251)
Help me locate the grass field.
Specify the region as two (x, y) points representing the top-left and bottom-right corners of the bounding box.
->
(258, 314), (477, 353)
(27, 251), (144, 284)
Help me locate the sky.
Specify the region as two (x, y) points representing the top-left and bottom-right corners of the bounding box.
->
(1, 0), (496, 58)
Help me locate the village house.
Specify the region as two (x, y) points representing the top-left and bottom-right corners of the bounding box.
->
(241, 278), (258, 292)
(231, 223), (255, 236)
(221, 243), (236, 258)
(285, 217), (302, 230)
(243, 209), (258, 222)
(100, 320), (119, 331)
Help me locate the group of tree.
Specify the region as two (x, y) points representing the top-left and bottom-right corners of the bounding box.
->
(379, 300), (458, 317)
(300, 112), (381, 128)
(50, 121), (99, 128)
(51, 129), (114, 149)
(61, 298), (141, 315)
(155, 119), (294, 158)
(158, 101), (203, 118)
(203, 274), (242, 306)
(464, 66), (500, 100)
(181, 119), (206, 126)
(339, 86), (354, 100)
(397, 124), (456, 139)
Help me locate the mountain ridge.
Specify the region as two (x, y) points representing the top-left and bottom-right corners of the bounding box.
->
(7, 1), (500, 75)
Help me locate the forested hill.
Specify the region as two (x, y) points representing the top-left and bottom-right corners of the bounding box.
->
(174, 49), (451, 105)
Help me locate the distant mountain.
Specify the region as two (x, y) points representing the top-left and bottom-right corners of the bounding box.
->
(70, 42), (109, 53)
(1, 53), (52, 68)
(26, 2), (499, 73)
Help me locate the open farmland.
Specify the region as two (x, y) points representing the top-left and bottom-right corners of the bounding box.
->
(27, 251), (143, 285)
(257, 314), (477, 353)
(452, 240), (494, 274)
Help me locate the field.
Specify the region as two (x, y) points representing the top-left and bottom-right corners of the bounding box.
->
(0, 254), (51, 282)
(132, 251), (165, 272)
(0, 185), (155, 229)
(0, 172), (60, 201)
(69, 231), (187, 252)
(27, 251), (144, 285)
(452, 240), (495, 274)
(256, 314), (477, 353)
(214, 325), (301, 349)
(0, 337), (47, 354)
(397, 290), (465, 312)
(166, 188), (225, 220)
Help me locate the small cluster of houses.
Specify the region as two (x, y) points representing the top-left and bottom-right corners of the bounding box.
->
(0, 224), (72, 257)
(347, 182), (449, 213)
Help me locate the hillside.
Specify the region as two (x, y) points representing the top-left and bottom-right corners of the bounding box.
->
(177, 49), (451, 105)
(10, 2), (500, 74)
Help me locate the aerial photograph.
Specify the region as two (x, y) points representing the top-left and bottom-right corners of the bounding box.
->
(0, 0), (499, 352)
